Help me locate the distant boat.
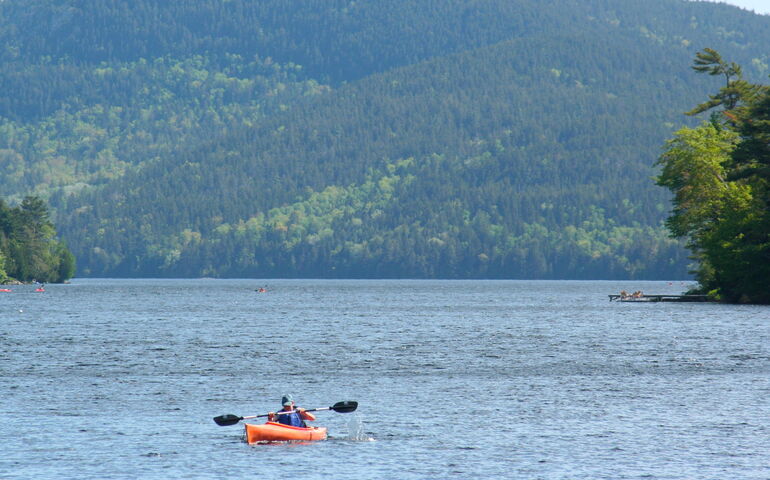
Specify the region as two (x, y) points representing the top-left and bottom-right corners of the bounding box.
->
(0, 288), (11, 292)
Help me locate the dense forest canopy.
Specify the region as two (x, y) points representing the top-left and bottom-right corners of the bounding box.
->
(1, 0), (769, 279)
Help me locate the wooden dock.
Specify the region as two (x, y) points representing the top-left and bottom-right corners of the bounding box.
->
(609, 294), (709, 302)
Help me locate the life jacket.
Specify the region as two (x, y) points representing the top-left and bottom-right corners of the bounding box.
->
(276, 410), (306, 427)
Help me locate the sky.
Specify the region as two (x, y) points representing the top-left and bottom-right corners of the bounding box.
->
(696, 0), (770, 15)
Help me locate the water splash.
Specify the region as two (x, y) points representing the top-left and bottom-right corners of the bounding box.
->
(346, 413), (375, 441)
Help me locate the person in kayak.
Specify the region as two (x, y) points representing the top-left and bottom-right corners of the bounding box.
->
(267, 394), (316, 427)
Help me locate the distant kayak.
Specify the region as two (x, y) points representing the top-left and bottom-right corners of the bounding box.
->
(244, 422), (327, 444)
(0, 288), (11, 292)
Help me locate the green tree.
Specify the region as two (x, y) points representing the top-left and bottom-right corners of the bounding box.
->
(0, 250), (8, 283)
(658, 49), (770, 303)
(686, 48), (762, 117)
(656, 124), (740, 239)
(0, 196), (75, 283)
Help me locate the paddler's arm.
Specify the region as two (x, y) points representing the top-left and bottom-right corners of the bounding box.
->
(297, 408), (316, 422)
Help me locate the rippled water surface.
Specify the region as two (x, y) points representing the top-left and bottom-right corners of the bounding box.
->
(2, 279), (768, 479)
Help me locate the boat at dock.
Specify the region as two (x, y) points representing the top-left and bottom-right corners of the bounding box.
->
(609, 294), (708, 302)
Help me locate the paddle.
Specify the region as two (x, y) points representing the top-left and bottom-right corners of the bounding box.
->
(213, 400), (358, 426)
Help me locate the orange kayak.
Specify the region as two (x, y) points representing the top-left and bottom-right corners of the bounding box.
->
(244, 422), (328, 444)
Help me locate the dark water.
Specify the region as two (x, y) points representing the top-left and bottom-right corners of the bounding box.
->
(2, 279), (768, 479)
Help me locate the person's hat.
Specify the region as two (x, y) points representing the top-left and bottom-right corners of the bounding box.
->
(281, 394), (293, 406)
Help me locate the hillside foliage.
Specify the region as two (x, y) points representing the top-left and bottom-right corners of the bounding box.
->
(1, 0), (769, 278)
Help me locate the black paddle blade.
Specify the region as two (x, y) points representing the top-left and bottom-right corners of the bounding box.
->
(213, 414), (243, 426)
(331, 401), (358, 413)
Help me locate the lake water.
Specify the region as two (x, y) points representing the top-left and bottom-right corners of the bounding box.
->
(1, 279), (768, 479)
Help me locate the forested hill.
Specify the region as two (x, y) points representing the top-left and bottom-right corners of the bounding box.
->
(2, 0), (770, 278)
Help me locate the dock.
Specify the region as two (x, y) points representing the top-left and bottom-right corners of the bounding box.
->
(609, 294), (709, 302)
